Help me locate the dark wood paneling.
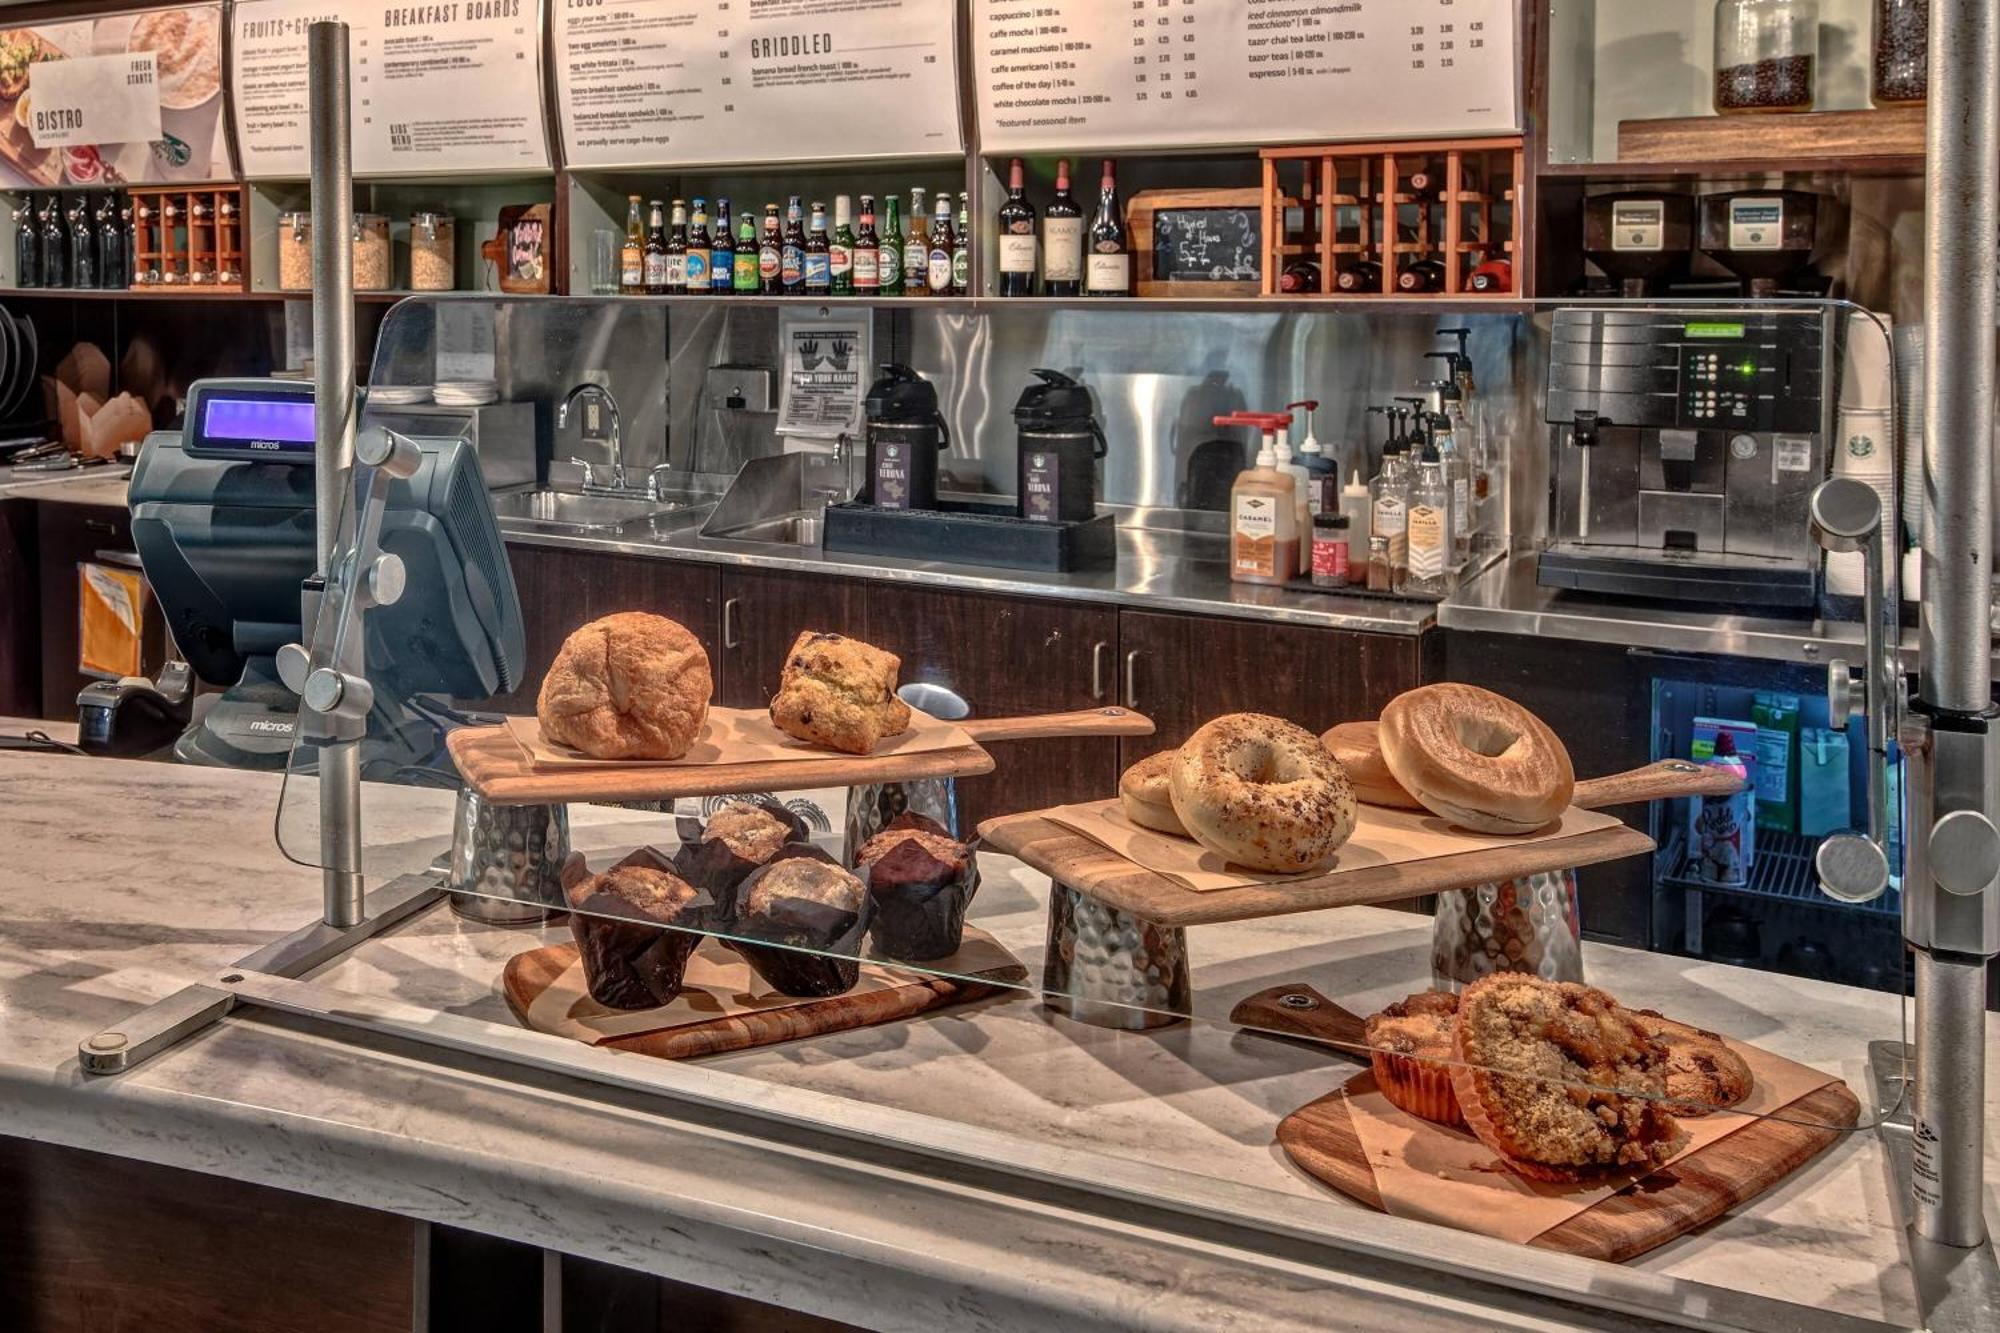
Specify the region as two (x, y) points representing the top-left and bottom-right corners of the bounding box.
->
(0, 498), (39, 716)
(0, 1135), (413, 1333)
(864, 583), (1121, 828)
(1442, 628), (1652, 948)
(428, 1225), (540, 1333)
(36, 502), (135, 719)
(498, 545), (721, 714)
(559, 1254), (866, 1333)
(716, 567), (864, 708)
(1115, 611), (1430, 767)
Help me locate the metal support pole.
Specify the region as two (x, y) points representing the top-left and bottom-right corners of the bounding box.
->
(1908, 0), (2000, 1254)
(308, 22), (362, 929)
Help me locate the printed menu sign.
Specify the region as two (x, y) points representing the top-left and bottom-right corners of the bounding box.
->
(555, 0), (961, 169)
(233, 0), (551, 177)
(973, 0), (1517, 155)
(0, 5), (231, 188)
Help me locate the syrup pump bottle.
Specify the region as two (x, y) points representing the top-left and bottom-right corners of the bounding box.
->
(1226, 412), (1300, 587)
(1366, 407), (1411, 593)
(1286, 398), (1338, 514)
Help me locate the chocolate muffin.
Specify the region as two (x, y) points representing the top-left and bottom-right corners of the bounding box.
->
(732, 849), (873, 997)
(566, 857), (714, 1010)
(856, 813), (980, 962)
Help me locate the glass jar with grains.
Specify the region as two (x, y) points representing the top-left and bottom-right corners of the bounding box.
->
(352, 213), (391, 290)
(1713, 0), (1818, 114)
(1872, 0), (1926, 105)
(410, 211), (455, 290)
(277, 212), (311, 290)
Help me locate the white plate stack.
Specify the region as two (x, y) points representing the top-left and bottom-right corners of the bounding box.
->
(1827, 310), (1896, 598)
(435, 380), (500, 407)
(368, 384), (433, 405)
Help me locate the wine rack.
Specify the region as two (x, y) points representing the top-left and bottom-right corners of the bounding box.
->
(1258, 136), (1522, 299)
(128, 186), (247, 291)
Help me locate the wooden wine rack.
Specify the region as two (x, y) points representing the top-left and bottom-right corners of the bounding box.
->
(129, 186), (246, 291)
(1258, 136), (1523, 299)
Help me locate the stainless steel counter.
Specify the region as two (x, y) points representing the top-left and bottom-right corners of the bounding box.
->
(1439, 554), (1969, 673)
(0, 462), (130, 501)
(507, 520), (1441, 636)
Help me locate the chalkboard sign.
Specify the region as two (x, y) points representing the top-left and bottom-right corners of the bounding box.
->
(1129, 189), (1264, 297)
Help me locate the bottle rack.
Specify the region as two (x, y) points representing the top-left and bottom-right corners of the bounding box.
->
(129, 186), (246, 291)
(1258, 136), (1521, 299)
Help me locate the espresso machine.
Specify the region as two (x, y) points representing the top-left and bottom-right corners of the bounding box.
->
(1537, 307), (1830, 608)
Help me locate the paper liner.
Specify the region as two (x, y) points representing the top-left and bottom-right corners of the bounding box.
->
(859, 812), (982, 962)
(1369, 1050), (1465, 1129)
(503, 706), (971, 770)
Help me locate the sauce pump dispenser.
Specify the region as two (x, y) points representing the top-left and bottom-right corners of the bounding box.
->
(860, 364), (950, 509)
(1013, 368), (1107, 523)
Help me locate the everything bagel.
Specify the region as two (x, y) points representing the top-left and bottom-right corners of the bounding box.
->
(1170, 713), (1356, 872)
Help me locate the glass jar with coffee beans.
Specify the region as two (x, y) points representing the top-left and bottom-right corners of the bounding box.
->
(1713, 0), (1818, 115)
(1872, 0), (1926, 105)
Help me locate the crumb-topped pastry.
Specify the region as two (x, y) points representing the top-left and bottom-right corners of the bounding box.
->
(1631, 1009), (1755, 1116)
(701, 801), (794, 863)
(767, 631), (912, 755)
(1363, 990), (1465, 1127)
(1449, 973), (1688, 1182)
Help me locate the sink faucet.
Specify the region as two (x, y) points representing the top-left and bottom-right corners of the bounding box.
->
(559, 383), (626, 494)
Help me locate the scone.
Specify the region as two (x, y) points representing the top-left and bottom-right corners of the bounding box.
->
(1118, 750), (1188, 836)
(767, 631), (912, 755)
(1449, 973), (1688, 1183)
(1364, 990), (1465, 1128)
(537, 612), (712, 759)
(1631, 1009), (1755, 1116)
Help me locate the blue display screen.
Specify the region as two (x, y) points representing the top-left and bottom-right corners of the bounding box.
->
(200, 396), (316, 453)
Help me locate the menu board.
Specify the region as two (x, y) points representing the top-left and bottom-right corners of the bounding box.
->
(233, 1), (552, 178)
(554, 0), (961, 170)
(0, 5), (232, 188)
(973, 0), (1518, 154)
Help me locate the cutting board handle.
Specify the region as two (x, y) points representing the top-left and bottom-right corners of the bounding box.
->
(1573, 759), (1741, 811)
(1228, 984), (1370, 1053)
(958, 707), (1155, 744)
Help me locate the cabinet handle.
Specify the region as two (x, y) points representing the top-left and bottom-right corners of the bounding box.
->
(723, 598), (741, 649)
(1124, 650), (1141, 711)
(1090, 641), (1111, 701)
(83, 518), (118, 536)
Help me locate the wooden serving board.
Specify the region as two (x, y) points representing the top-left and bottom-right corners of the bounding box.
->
(449, 724), (994, 805)
(503, 940), (1028, 1060)
(977, 813), (1650, 927)
(1277, 1071), (1859, 1263)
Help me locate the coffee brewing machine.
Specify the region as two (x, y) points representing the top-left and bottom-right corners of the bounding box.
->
(1538, 307), (1830, 608)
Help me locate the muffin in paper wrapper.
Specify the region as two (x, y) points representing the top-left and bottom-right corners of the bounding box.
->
(856, 812), (981, 962)
(564, 848), (716, 1011)
(671, 797), (816, 927)
(730, 845), (873, 998)
(1369, 1049), (1466, 1129)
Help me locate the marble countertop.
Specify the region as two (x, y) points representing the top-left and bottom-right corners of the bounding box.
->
(0, 463), (129, 502)
(0, 751), (1991, 1332)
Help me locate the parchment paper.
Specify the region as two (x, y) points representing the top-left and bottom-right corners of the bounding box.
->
(504, 705), (972, 770)
(523, 929), (1019, 1044)
(1340, 1039), (1841, 1245)
(1043, 799), (1624, 893)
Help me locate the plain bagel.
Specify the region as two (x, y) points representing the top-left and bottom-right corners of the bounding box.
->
(1119, 750), (1188, 836)
(1378, 684), (1574, 834)
(1170, 713), (1357, 872)
(1320, 720), (1422, 809)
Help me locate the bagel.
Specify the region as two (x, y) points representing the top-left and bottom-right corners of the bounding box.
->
(1378, 684), (1574, 834)
(1320, 720), (1422, 809)
(1118, 750), (1188, 837)
(1169, 713), (1356, 872)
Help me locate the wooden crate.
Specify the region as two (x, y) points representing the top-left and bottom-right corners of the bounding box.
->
(129, 186), (245, 291)
(1259, 136), (1522, 299)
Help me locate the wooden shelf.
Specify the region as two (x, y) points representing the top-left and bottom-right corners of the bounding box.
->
(1609, 106), (1925, 173)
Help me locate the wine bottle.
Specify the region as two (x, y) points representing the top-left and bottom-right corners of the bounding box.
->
(1334, 259), (1382, 294)
(1041, 158), (1083, 297)
(1395, 257), (1446, 293)
(1085, 159), (1128, 297)
(995, 158), (1037, 297)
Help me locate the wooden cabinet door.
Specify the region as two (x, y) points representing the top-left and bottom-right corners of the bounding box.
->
(497, 546), (720, 715)
(863, 584), (1120, 829)
(1115, 610), (1431, 766)
(715, 567), (864, 708)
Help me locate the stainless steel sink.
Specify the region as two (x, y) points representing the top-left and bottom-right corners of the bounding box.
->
(706, 510), (825, 546)
(490, 490), (713, 535)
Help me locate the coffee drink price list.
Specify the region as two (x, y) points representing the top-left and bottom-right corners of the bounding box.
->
(232, 1), (551, 178)
(554, 0), (963, 170)
(973, 0), (1517, 155)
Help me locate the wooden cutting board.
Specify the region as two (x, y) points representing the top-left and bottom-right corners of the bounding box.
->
(977, 760), (1727, 927)
(503, 940), (1028, 1060)
(1278, 1072), (1859, 1263)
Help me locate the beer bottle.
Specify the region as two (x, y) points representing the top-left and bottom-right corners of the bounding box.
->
(925, 193), (954, 296)
(642, 199), (668, 295)
(758, 203), (783, 294)
(879, 195), (905, 296)
(854, 194), (881, 294)
(804, 200), (832, 296)
(830, 195), (855, 296)
(902, 187), (928, 298)
(619, 194), (644, 294)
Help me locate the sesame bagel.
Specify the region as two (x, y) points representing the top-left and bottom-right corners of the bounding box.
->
(1378, 684), (1574, 834)
(1169, 713), (1356, 872)
(1118, 750), (1188, 837)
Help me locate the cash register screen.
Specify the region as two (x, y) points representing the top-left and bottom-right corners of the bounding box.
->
(193, 394), (316, 459)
